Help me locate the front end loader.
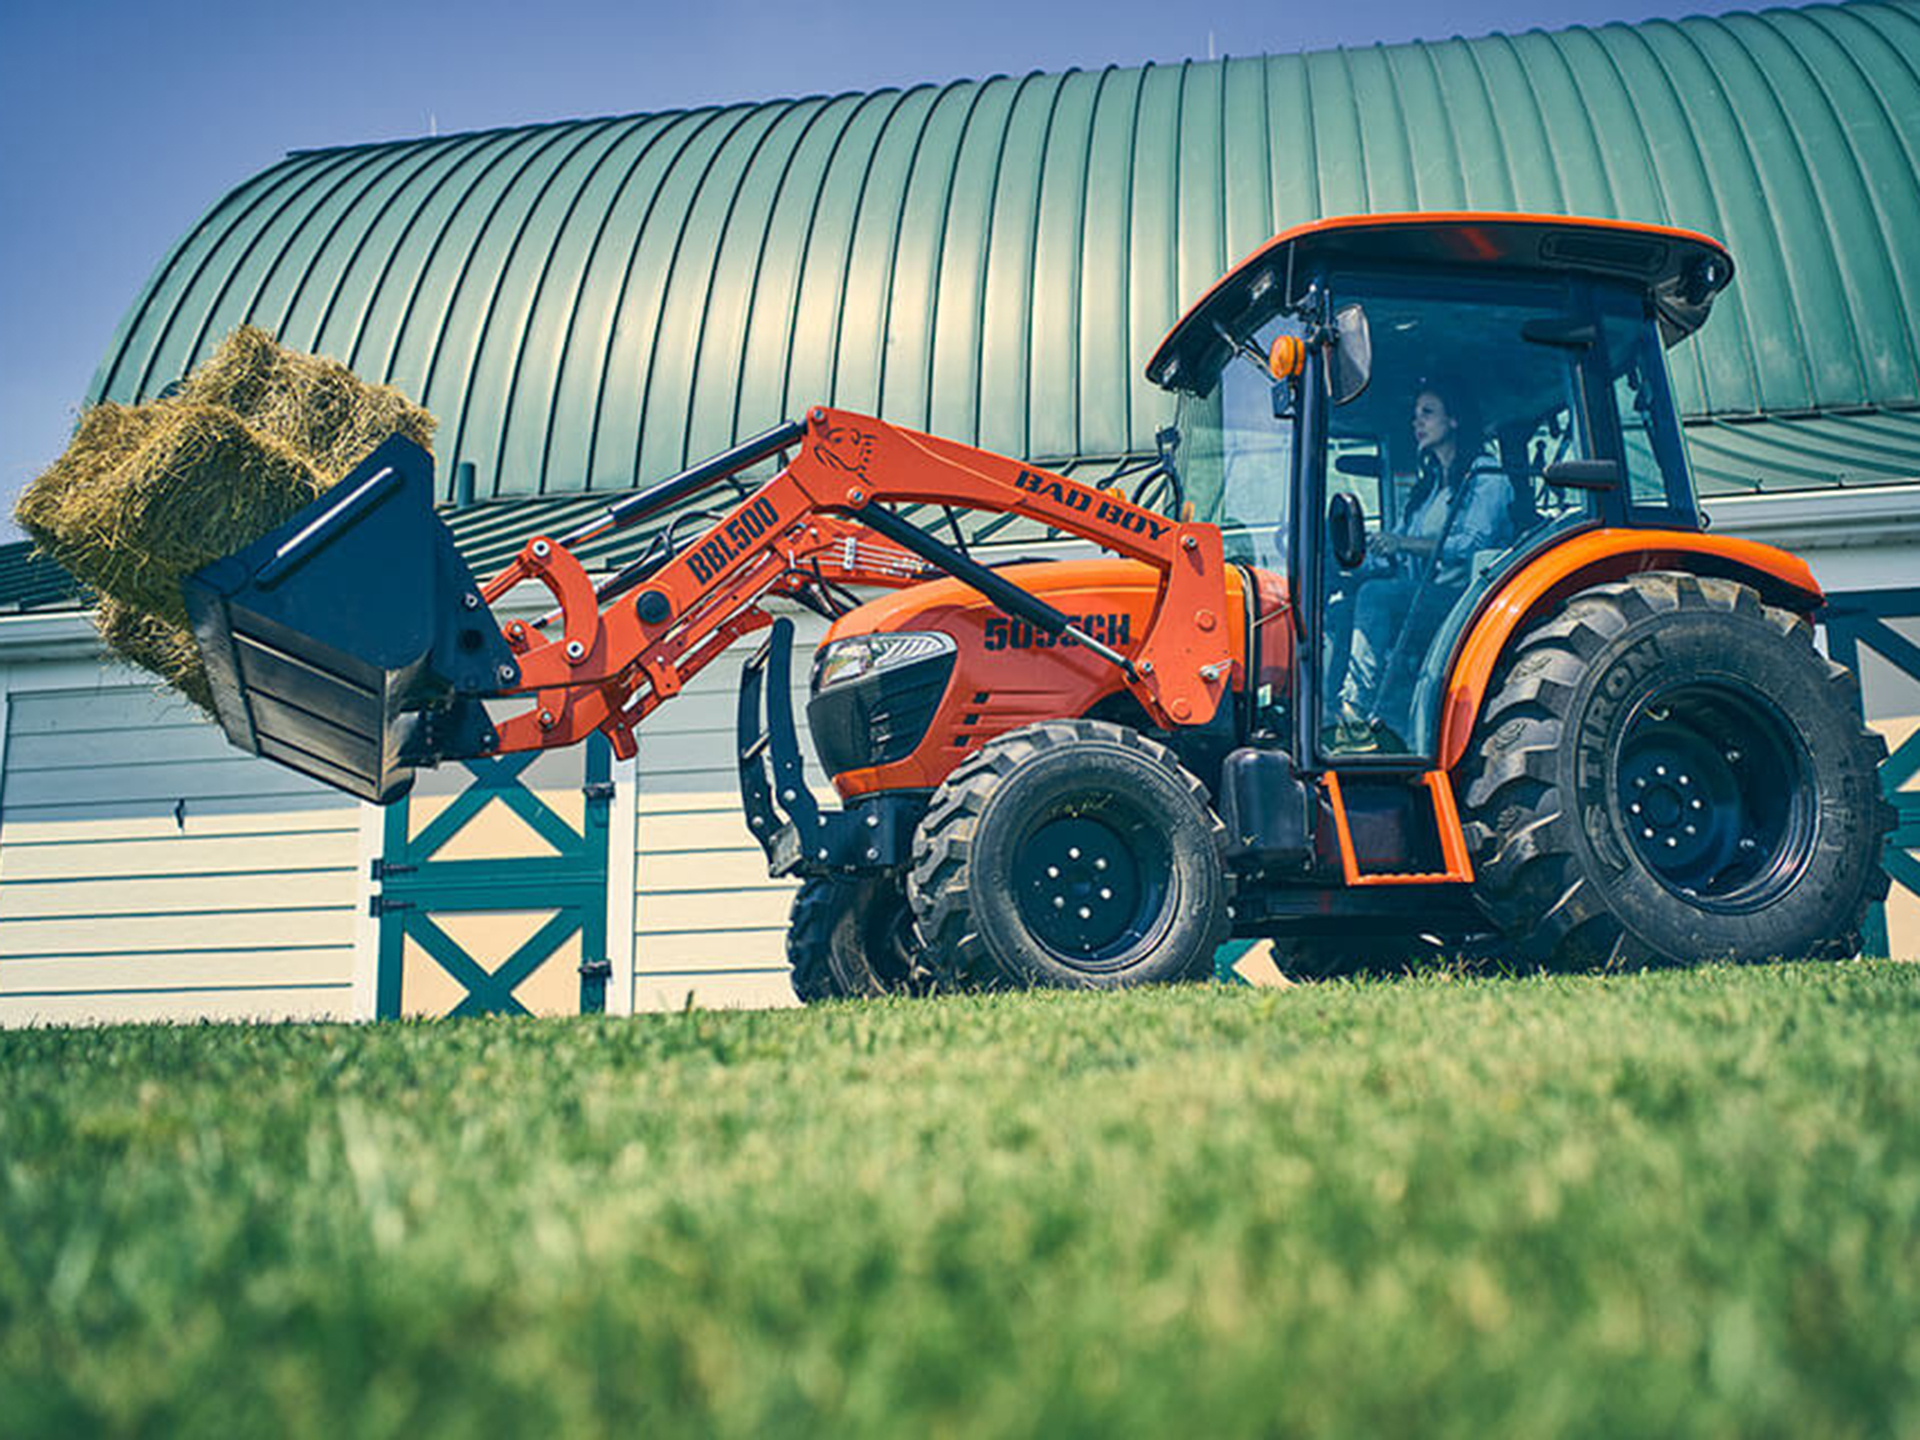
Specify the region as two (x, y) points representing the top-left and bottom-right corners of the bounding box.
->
(183, 212), (1895, 995)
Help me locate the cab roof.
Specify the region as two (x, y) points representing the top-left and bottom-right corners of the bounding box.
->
(1146, 212), (1734, 395)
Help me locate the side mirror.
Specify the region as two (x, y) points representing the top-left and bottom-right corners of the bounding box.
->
(1330, 304), (1372, 407)
(1542, 458), (1622, 491)
(1329, 492), (1368, 569)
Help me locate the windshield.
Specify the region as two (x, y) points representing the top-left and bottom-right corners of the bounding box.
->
(1176, 314), (1302, 576)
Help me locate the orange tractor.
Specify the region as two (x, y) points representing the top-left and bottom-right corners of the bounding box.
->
(183, 213), (1893, 995)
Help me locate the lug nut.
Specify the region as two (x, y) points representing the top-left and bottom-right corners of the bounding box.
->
(1684, 825), (1696, 835)
(1691, 798), (1704, 810)
(1635, 777), (1647, 789)
(1095, 857), (1108, 871)
(1643, 828), (1655, 839)
(1630, 802), (1642, 815)
(1679, 775), (1691, 787)
(1069, 847), (1081, 860)
(1666, 837), (1678, 848)
(1047, 866), (1060, 879)
(1053, 897), (1065, 909)
(1100, 887), (1112, 900)
(1078, 906), (1092, 920)
(1656, 764), (1667, 777)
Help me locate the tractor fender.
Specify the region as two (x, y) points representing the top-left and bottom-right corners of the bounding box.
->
(1436, 527), (1824, 772)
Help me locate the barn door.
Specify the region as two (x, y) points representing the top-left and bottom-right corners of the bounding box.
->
(372, 738), (613, 1017)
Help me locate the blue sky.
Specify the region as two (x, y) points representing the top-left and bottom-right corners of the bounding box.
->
(0, 0), (1753, 541)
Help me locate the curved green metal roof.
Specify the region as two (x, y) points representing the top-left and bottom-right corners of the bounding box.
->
(89, 1), (1920, 505)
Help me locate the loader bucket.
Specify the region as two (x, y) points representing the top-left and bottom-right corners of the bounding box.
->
(183, 434), (517, 805)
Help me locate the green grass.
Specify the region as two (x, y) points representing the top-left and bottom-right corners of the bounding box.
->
(4, 963), (1920, 1438)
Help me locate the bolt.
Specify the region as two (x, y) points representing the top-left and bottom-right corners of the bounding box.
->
(1725, 749), (1742, 764)
(1739, 838), (1758, 852)
(1200, 664), (1221, 682)
(532, 539), (551, 558)
(817, 815), (829, 828)
(463, 593), (480, 609)
(539, 710), (555, 728)
(1182, 535), (1198, 551)
(497, 663), (518, 684)
(867, 848), (880, 861)
(849, 488), (866, 505)
(865, 812), (880, 828)
(1140, 660), (1153, 675)
(812, 407), (827, 423)
(751, 816), (766, 829)
(817, 848), (829, 860)
(566, 640), (586, 661)
(783, 788), (796, 802)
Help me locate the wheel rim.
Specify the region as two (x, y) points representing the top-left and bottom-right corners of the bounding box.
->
(1013, 805), (1172, 971)
(1614, 679), (1815, 913)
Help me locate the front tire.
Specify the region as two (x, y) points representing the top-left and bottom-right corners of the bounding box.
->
(786, 876), (923, 1002)
(1463, 572), (1893, 967)
(909, 720), (1229, 990)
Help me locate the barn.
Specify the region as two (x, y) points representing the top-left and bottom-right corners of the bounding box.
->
(3, 0), (1917, 1023)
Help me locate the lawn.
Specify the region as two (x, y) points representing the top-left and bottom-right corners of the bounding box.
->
(3, 962), (1919, 1438)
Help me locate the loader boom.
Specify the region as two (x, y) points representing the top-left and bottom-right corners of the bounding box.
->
(476, 406), (1234, 763)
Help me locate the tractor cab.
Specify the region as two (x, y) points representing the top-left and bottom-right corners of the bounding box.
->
(1150, 213), (1733, 767)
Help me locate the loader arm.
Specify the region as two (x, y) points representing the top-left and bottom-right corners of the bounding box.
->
(479, 406), (1234, 761)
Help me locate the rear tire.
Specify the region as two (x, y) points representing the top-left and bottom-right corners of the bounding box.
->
(909, 720), (1229, 990)
(786, 876), (923, 1002)
(1462, 571), (1894, 967)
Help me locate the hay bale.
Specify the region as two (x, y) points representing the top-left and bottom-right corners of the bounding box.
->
(178, 324), (435, 481)
(27, 402), (324, 629)
(95, 597), (217, 717)
(13, 326), (438, 708)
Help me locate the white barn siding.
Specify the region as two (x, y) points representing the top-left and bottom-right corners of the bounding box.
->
(0, 677), (365, 1025)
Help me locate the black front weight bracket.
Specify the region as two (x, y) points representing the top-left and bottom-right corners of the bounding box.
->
(737, 617), (921, 878)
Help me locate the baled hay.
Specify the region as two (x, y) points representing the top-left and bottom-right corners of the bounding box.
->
(28, 402), (323, 630)
(179, 324), (435, 481)
(95, 596), (217, 717)
(15, 326), (438, 703)
(13, 401), (171, 556)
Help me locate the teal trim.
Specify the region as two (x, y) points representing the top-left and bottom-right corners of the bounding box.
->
(1822, 587), (1920, 958)
(375, 736), (613, 1017)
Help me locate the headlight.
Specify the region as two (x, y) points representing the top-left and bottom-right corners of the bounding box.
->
(811, 631), (956, 693)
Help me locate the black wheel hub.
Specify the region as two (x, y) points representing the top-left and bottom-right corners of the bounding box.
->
(1615, 681), (1814, 912)
(1014, 812), (1167, 967)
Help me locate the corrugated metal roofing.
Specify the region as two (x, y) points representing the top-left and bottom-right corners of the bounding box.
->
(85, 1), (1920, 509)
